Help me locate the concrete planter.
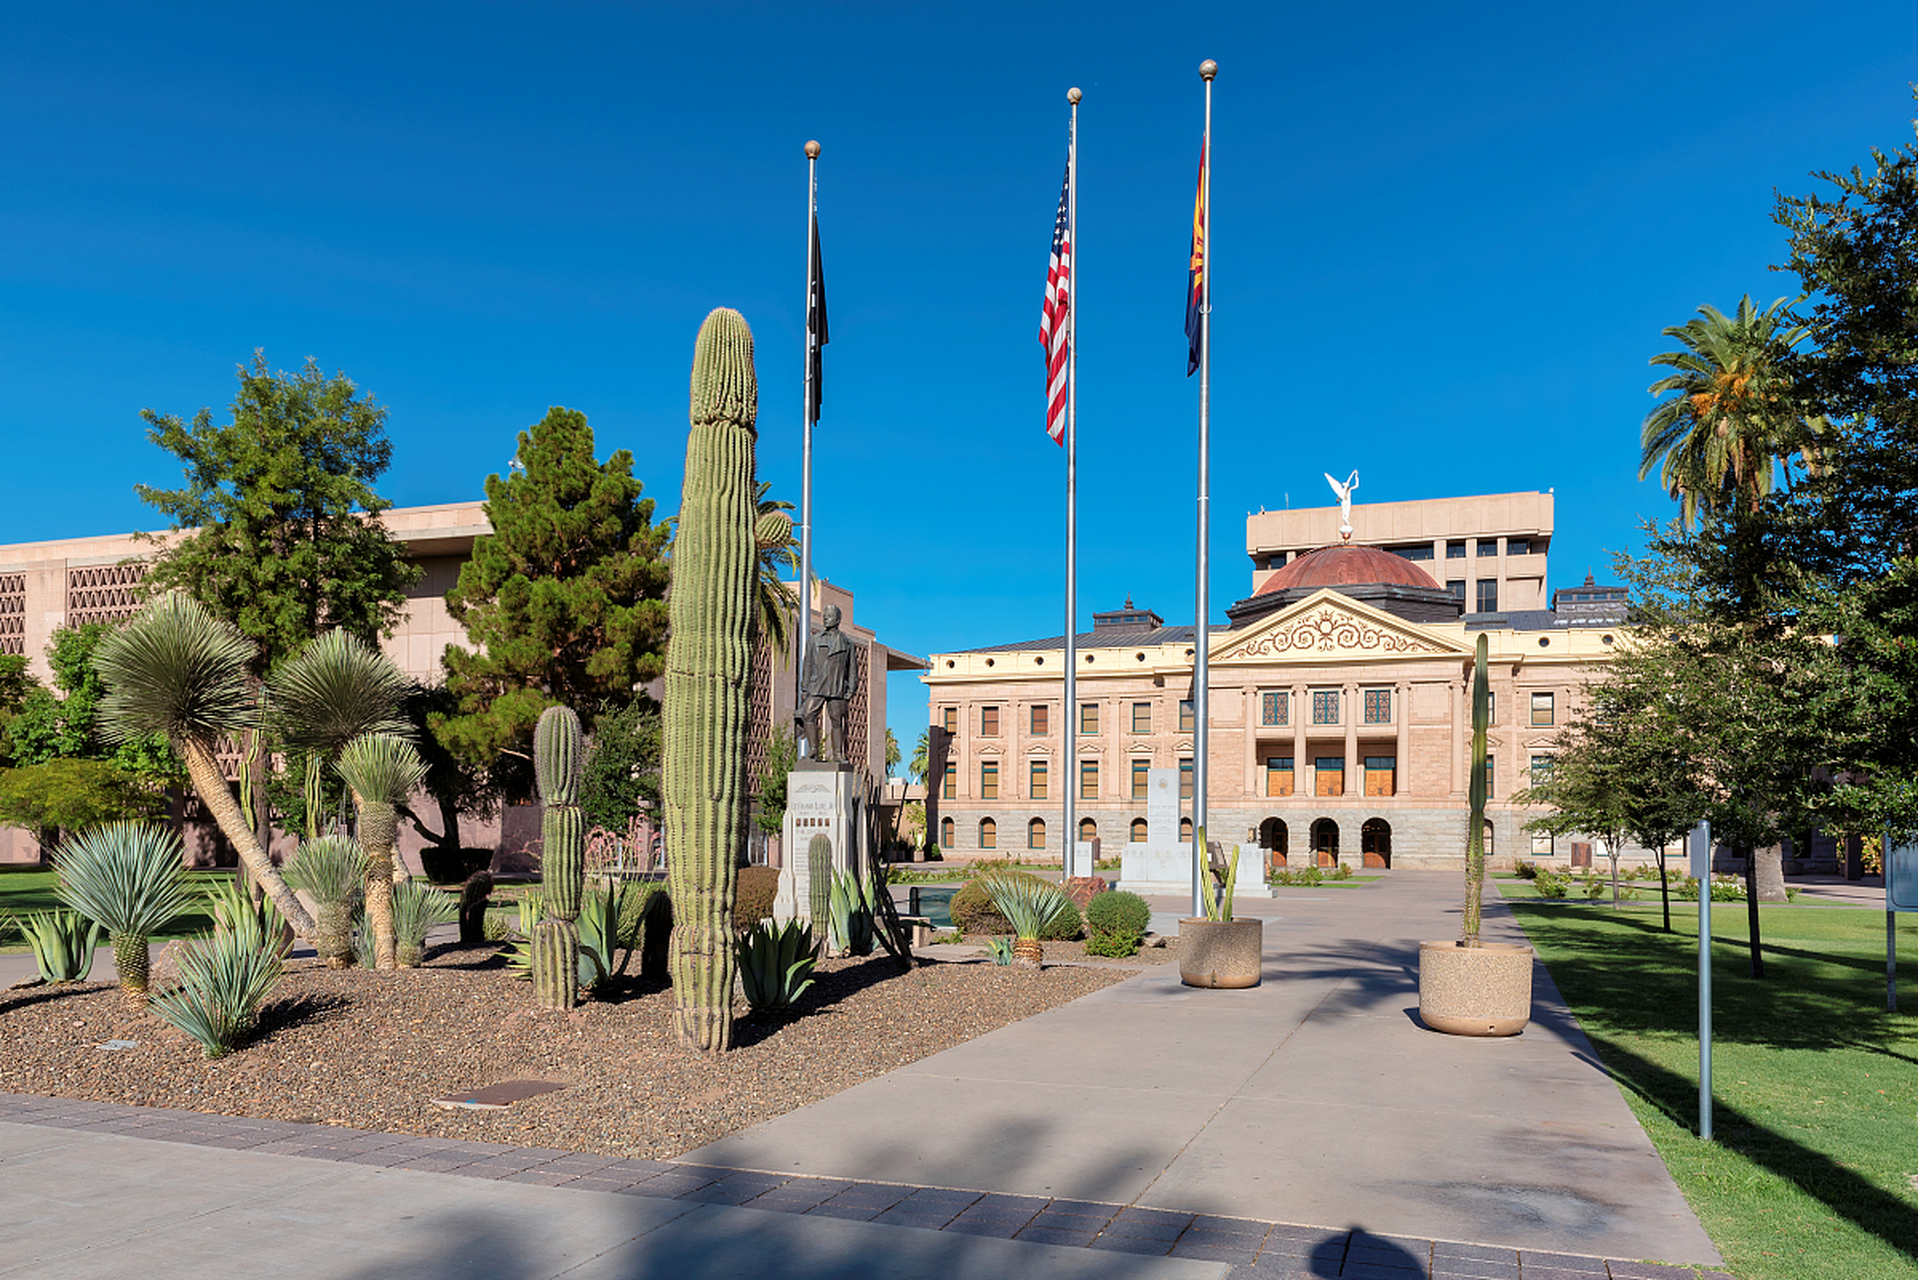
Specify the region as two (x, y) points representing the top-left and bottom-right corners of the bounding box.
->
(1418, 940), (1534, 1036)
(1178, 918), (1264, 989)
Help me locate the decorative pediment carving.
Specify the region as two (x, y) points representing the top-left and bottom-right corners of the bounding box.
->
(1212, 592), (1464, 663)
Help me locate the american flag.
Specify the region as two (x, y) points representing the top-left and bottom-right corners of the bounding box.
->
(1040, 165), (1072, 446)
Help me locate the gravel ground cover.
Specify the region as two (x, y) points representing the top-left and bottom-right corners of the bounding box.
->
(0, 947), (1127, 1159)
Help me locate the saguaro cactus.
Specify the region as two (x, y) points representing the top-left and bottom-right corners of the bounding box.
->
(533, 705), (585, 1008)
(1462, 632), (1491, 946)
(664, 308), (785, 1052)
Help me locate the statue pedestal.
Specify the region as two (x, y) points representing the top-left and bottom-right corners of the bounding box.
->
(1119, 842), (1272, 900)
(774, 762), (866, 928)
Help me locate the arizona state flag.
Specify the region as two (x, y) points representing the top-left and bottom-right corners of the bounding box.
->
(808, 212), (828, 422)
(1185, 140), (1206, 376)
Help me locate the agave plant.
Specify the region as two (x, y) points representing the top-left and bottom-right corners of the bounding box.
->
(389, 879), (457, 968)
(981, 874), (1074, 968)
(148, 925), (285, 1059)
(14, 910), (102, 983)
(504, 885), (632, 992)
(92, 593), (316, 938)
(828, 870), (876, 957)
(282, 836), (367, 968)
(737, 919), (818, 1012)
(336, 733), (428, 969)
(52, 822), (196, 1008)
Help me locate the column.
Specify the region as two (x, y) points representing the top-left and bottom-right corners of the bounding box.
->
(1451, 678), (1465, 796)
(1291, 684), (1307, 799)
(1242, 685), (1258, 797)
(1395, 681), (1411, 797)
(1342, 682), (1358, 800)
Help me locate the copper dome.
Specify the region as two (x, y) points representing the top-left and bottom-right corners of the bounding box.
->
(1255, 545), (1441, 595)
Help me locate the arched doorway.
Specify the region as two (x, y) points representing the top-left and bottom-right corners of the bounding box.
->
(1260, 817), (1289, 868)
(1361, 818), (1392, 869)
(1311, 818), (1339, 867)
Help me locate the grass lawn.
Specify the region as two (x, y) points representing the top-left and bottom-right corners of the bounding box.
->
(1506, 892), (1918, 1280)
(0, 866), (225, 954)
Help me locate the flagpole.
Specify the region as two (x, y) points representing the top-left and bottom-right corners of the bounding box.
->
(1064, 87), (1081, 879)
(798, 139), (820, 757)
(1192, 60), (1215, 918)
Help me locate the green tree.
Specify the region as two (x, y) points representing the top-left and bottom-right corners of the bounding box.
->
(908, 729), (930, 786)
(6, 625), (182, 782)
(581, 696), (662, 833)
(754, 725), (797, 837)
(436, 407), (671, 779)
(0, 759), (168, 853)
(884, 727), (901, 778)
(0, 654), (36, 765)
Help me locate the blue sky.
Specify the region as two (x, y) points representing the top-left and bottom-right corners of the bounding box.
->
(3, 3), (1915, 761)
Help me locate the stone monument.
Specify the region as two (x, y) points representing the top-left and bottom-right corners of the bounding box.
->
(1118, 767), (1270, 899)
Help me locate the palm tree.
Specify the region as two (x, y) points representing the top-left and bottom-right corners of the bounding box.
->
(908, 729), (929, 786)
(53, 821), (196, 1008)
(267, 629), (412, 840)
(1640, 295), (1825, 526)
(884, 727), (901, 778)
(667, 481), (799, 661)
(93, 593), (318, 936)
(335, 732), (427, 969)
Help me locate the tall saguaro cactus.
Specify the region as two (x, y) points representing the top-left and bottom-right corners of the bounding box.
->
(1462, 632), (1490, 946)
(664, 308), (786, 1052)
(533, 705), (585, 1008)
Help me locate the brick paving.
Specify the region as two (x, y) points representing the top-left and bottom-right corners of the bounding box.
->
(0, 1091), (1732, 1279)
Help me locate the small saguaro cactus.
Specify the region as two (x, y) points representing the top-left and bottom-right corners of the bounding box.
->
(1462, 632), (1491, 946)
(533, 704), (585, 1009)
(808, 833), (833, 940)
(664, 307), (782, 1052)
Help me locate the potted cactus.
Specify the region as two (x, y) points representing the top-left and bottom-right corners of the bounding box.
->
(1418, 632), (1535, 1035)
(1179, 827), (1264, 988)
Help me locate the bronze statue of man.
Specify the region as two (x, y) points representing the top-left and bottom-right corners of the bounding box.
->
(798, 604), (860, 764)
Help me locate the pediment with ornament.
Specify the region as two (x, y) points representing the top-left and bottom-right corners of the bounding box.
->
(1209, 590), (1471, 665)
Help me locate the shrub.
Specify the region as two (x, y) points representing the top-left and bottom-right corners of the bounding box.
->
(1513, 859), (1539, 880)
(1270, 866), (1323, 886)
(1535, 870), (1569, 899)
(282, 835), (366, 968)
(736, 866), (780, 930)
(1084, 930), (1142, 958)
(982, 936), (1014, 965)
(148, 925), (284, 1059)
(983, 874), (1075, 942)
(1085, 889), (1150, 941)
(951, 871), (1080, 939)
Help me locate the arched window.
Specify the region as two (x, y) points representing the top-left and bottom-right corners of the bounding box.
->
(1028, 817), (1046, 850)
(940, 817), (954, 847)
(1179, 817), (1193, 841)
(1130, 817), (1148, 843)
(1483, 820), (1495, 860)
(1079, 817), (1097, 842)
(979, 817), (997, 849)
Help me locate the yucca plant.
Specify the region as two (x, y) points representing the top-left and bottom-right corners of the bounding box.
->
(390, 879), (457, 968)
(269, 629), (412, 844)
(202, 874), (293, 959)
(981, 935), (1015, 967)
(52, 822), (195, 1008)
(282, 836), (367, 968)
(336, 732), (428, 969)
(1197, 824), (1240, 923)
(14, 910), (102, 983)
(92, 592), (317, 938)
(828, 870), (876, 957)
(737, 919), (818, 1011)
(148, 926), (284, 1058)
(981, 874), (1074, 968)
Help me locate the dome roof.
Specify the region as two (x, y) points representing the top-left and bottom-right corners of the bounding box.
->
(1256, 544), (1441, 595)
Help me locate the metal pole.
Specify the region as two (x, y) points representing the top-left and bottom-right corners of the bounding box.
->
(1192, 59), (1216, 918)
(1692, 819), (1713, 1140)
(1064, 88), (1080, 879)
(797, 141), (819, 756)
(1889, 909), (1898, 1013)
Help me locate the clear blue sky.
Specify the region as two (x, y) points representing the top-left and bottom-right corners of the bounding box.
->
(3, 3), (1914, 763)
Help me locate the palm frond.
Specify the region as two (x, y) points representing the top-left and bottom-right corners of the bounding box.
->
(52, 821), (195, 938)
(93, 592), (257, 745)
(268, 629), (412, 757)
(335, 733), (428, 806)
(282, 835), (368, 907)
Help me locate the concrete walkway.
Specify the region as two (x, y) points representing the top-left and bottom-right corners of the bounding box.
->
(686, 872), (1720, 1267)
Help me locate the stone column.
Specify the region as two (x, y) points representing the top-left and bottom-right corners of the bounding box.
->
(1342, 682), (1358, 799)
(1451, 678), (1466, 796)
(1395, 681), (1410, 797)
(1242, 685), (1259, 797)
(1292, 685), (1307, 799)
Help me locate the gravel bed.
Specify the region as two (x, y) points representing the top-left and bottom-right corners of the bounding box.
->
(0, 947), (1127, 1159)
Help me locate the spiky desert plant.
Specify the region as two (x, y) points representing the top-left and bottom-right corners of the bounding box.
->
(664, 308), (788, 1052)
(282, 835), (367, 968)
(1463, 632), (1490, 947)
(92, 592), (317, 937)
(528, 704), (585, 1007)
(203, 874), (292, 958)
(53, 821), (196, 1007)
(390, 879), (457, 967)
(982, 873), (1074, 968)
(268, 628), (412, 839)
(336, 733), (427, 969)
(148, 925), (284, 1059)
(14, 910), (103, 983)
(807, 833), (833, 933)
(737, 919), (818, 1012)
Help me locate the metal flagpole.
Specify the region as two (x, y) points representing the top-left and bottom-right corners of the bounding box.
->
(1192, 59), (1215, 918)
(1064, 87), (1081, 879)
(798, 140), (820, 757)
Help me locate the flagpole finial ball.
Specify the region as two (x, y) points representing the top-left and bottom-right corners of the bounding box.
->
(1067, 87), (1082, 104)
(1199, 60), (1218, 80)
(804, 140), (821, 159)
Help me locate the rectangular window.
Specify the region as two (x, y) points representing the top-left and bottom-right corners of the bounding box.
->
(1531, 692), (1555, 727)
(980, 761), (998, 799)
(1080, 759), (1098, 800)
(1477, 538), (1499, 557)
(1132, 702), (1152, 734)
(1507, 537), (1531, 556)
(1265, 756), (1294, 797)
(942, 706), (957, 734)
(1446, 540), (1467, 559)
(1261, 690), (1289, 726)
(1314, 756), (1345, 797)
(1530, 753), (1554, 780)
(1531, 832), (1554, 858)
(1179, 758), (1193, 799)
(1080, 703), (1099, 735)
(1363, 688), (1392, 724)
(1029, 759), (1048, 800)
(1132, 759), (1150, 800)
(1312, 690), (1340, 725)
(1483, 758), (1495, 799)
(1486, 690), (1497, 724)
(1475, 580), (1499, 613)
(1178, 699), (1195, 732)
(1030, 704), (1049, 736)
(1447, 580), (1466, 606)
(1364, 755), (1396, 797)
(1390, 543), (1435, 562)
(942, 762), (956, 800)
(981, 705), (1000, 736)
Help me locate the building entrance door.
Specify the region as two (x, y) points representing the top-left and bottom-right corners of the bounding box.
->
(1362, 818), (1392, 869)
(1311, 818), (1339, 867)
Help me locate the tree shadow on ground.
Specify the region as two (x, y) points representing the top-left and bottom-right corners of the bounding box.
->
(0, 980), (112, 1013)
(255, 991), (351, 1037)
(729, 953), (921, 1049)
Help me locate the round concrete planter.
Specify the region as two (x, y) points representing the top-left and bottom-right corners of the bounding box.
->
(1178, 918), (1264, 989)
(1417, 940), (1534, 1036)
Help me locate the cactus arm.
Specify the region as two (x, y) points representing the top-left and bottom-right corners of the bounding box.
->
(533, 705), (586, 1008)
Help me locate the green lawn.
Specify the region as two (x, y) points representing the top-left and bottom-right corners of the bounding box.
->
(0, 866), (225, 953)
(1506, 893), (1918, 1280)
